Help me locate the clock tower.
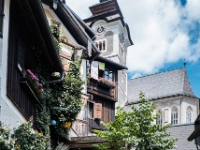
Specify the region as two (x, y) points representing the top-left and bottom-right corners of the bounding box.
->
(84, 0), (133, 108)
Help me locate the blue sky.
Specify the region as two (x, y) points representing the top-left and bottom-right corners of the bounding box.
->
(65, 0), (200, 97)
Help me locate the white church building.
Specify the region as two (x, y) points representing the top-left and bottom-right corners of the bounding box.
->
(125, 67), (199, 149)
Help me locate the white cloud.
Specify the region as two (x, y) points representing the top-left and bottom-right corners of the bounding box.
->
(65, 0), (200, 77)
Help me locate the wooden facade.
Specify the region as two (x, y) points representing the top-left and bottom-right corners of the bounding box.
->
(86, 60), (118, 130)
(6, 0), (58, 121)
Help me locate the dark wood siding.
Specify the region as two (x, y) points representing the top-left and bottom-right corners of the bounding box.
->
(6, 1), (40, 120)
(89, 96), (115, 130)
(0, 0), (4, 38)
(87, 70), (117, 101)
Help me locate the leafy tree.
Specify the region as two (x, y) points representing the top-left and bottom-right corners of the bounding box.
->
(94, 92), (177, 150)
(0, 122), (13, 150)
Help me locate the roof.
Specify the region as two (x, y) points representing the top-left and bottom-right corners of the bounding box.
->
(96, 56), (128, 70)
(168, 124), (197, 150)
(188, 114), (200, 141)
(127, 68), (197, 104)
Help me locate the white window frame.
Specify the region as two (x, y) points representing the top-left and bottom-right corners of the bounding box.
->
(171, 106), (178, 125)
(156, 109), (162, 125)
(186, 106), (192, 123)
(95, 39), (107, 52)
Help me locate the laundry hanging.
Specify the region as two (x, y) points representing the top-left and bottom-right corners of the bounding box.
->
(99, 62), (105, 71)
(91, 61), (99, 80)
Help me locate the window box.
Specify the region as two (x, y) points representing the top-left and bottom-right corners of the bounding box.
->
(98, 80), (114, 89)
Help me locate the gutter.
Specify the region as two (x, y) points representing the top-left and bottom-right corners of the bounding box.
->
(27, 0), (67, 84)
(27, 0), (64, 73)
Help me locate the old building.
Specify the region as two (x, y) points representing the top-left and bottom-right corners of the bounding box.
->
(84, 0), (133, 108)
(67, 0), (133, 149)
(0, 0), (99, 141)
(0, 0), (64, 129)
(0, 0), (134, 149)
(125, 67), (199, 150)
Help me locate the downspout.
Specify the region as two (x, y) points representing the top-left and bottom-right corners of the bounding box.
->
(47, 71), (65, 84)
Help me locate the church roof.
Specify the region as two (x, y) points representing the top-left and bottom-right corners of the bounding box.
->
(127, 68), (197, 105)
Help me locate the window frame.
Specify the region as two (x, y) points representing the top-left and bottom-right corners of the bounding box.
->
(95, 39), (107, 52)
(156, 109), (162, 125)
(171, 106), (178, 125)
(186, 106), (192, 123)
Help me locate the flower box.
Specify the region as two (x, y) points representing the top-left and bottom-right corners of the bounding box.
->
(20, 69), (44, 103)
(98, 77), (114, 89)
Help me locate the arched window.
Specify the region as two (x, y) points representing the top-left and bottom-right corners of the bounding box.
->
(156, 109), (162, 124)
(171, 106), (178, 125)
(186, 106), (192, 123)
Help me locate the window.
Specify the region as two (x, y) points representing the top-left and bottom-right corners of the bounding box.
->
(88, 102), (94, 118)
(94, 103), (102, 119)
(99, 68), (113, 82)
(17, 39), (25, 74)
(156, 109), (162, 124)
(0, 0), (5, 38)
(95, 40), (106, 51)
(171, 106), (178, 125)
(186, 106), (192, 123)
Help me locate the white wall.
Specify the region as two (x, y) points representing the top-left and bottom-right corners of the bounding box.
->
(154, 96), (199, 125)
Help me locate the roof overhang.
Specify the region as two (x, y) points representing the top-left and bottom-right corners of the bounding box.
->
(26, 0), (64, 73)
(96, 56), (128, 70)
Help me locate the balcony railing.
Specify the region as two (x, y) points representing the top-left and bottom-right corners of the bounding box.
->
(87, 79), (116, 101)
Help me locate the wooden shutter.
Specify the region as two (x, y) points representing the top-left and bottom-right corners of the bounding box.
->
(94, 103), (102, 119)
(0, 0), (5, 38)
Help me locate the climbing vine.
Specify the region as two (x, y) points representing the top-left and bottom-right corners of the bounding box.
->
(35, 23), (84, 143)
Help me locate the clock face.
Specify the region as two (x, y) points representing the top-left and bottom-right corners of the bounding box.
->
(95, 24), (106, 36)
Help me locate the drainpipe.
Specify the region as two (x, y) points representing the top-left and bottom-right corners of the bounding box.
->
(47, 71), (65, 84)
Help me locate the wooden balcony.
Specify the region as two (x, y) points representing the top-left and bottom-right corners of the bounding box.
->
(87, 79), (116, 101)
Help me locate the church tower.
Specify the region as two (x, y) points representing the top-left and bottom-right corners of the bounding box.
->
(84, 0), (133, 107)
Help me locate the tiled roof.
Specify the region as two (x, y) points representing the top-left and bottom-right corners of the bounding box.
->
(127, 68), (196, 104)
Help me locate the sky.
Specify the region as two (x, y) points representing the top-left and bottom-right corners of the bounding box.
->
(65, 0), (200, 97)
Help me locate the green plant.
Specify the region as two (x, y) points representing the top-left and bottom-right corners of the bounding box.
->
(49, 61), (84, 139)
(26, 69), (44, 99)
(0, 122), (13, 150)
(98, 77), (114, 87)
(11, 118), (48, 150)
(35, 24), (84, 145)
(94, 92), (177, 150)
(50, 24), (61, 53)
